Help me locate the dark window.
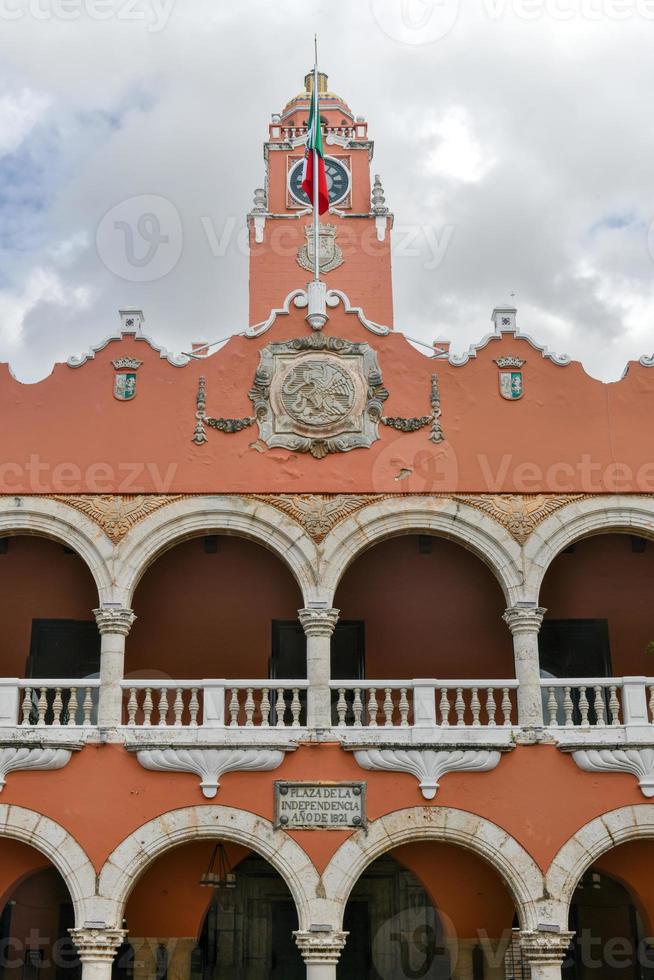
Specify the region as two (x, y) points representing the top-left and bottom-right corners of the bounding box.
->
(539, 619), (612, 679)
(27, 620), (100, 679)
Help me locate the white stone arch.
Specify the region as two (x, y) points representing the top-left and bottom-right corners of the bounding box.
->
(112, 496), (321, 607)
(546, 805), (654, 926)
(0, 805), (96, 926)
(97, 805), (321, 932)
(319, 496), (524, 605)
(524, 495), (654, 601)
(0, 496), (115, 603)
(321, 807), (547, 932)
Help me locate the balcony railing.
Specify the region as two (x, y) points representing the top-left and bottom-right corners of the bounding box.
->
(0, 678), (100, 728)
(540, 677), (654, 729)
(330, 680), (519, 728)
(120, 680), (309, 729)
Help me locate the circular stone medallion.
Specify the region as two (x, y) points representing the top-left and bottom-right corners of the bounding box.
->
(281, 359), (355, 428)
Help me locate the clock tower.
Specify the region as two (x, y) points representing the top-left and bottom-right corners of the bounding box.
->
(247, 72), (394, 328)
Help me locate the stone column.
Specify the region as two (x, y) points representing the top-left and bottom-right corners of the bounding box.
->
(503, 606), (546, 729)
(298, 608), (339, 729)
(69, 927), (126, 980)
(94, 607), (136, 729)
(519, 931), (575, 980)
(294, 930), (348, 980)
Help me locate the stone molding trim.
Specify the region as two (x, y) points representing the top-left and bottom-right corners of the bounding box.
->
(351, 747), (502, 799)
(320, 807), (547, 933)
(51, 495), (186, 543)
(298, 607), (340, 638)
(93, 607), (136, 636)
(69, 928), (128, 963)
(546, 805), (654, 923)
(0, 805), (96, 925)
(133, 746), (289, 798)
(294, 930), (348, 964)
(571, 747), (654, 797)
(98, 806), (322, 931)
(0, 746), (74, 791)
(519, 930), (575, 965)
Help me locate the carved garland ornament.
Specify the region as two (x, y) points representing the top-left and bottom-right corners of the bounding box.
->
(51, 494), (186, 542)
(457, 493), (593, 543)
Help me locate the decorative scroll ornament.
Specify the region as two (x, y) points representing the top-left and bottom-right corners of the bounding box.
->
(456, 493), (590, 543)
(494, 355), (526, 401)
(249, 334), (388, 459)
(134, 747), (287, 798)
(251, 493), (383, 541)
(572, 748), (654, 798)
(0, 746), (73, 791)
(297, 224), (344, 275)
(192, 376), (256, 445)
(52, 495), (185, 542)
(381, 374), (444, 443)
(352, 747), (501, 799)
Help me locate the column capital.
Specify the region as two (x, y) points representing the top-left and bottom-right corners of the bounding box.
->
(503, 605), (547, 635)
(520, 930), (575, 964)
(69, 928), (127, 962)
(298, 608), (339, 638)
(294, 930), (348, 964)
(93, 607), (136, 636)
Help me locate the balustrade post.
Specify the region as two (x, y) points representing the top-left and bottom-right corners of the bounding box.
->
(413, 680), (438, 727)
(519, 931), (575, 980)
(294, 929), (348, 980)
(298, 608), (339, 729)
(69, 927), (127, 980)
(503, 605), (546, 729)
(94, 607), (136, 729)
(621, 676), (649, 728)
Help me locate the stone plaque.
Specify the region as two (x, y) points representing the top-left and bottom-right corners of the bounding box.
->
(274, 781), (366, 830)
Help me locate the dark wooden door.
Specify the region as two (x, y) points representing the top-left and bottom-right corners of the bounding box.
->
(270, 901), (304, 980)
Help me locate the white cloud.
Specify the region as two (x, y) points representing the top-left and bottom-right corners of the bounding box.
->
(0, 87), (50, 156)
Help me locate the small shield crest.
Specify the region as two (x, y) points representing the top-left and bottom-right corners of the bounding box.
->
(113, 372), (137, 401)
(297, 224), (344, 275)
(495, 356), (525, 401)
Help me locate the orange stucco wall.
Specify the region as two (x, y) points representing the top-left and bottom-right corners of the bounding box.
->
(2, 302), (654, 494)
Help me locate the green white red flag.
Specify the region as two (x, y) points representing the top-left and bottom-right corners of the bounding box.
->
(301, 77), (329, 215)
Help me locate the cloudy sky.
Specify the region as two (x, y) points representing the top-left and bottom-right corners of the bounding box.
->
(1, 0), (654, 382)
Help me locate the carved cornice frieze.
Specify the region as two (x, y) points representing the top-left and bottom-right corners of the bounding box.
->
(51, 494), (186, 542)
(41, 492), (611, 546)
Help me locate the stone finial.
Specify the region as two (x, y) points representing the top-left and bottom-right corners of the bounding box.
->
(69, 928), (127, 962)
(252, 187), (267, 213)
(294, 930), (348, 964)
(491, 303), (517, 333)
(371, 174), (388, 215)
(94, 607), (137, 636)
(119, 308), (144, 334)
(503, 605), (547, 635)
(298, 607), (340, 637)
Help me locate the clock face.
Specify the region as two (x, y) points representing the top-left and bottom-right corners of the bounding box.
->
(288, 156), (351, 207)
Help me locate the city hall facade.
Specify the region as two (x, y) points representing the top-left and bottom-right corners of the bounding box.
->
(1, 72), (654, 980)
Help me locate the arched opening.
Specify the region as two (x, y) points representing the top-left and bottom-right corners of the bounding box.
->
(338, 843), (519, 979)
(126, 535), (305, 726)
(539, 533), (654, 725)
(0, 838), (85, 980)
(123, 842), (304, 980)
(0, 535), (100, 726)
(333, 535), (515, 727)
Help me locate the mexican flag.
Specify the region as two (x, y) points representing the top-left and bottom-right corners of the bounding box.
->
(301, 79), (329, 215)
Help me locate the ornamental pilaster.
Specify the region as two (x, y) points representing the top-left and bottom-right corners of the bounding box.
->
(503, 605), (547, 730)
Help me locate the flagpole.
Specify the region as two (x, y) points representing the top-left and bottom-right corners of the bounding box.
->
(313, 36), (320, 283)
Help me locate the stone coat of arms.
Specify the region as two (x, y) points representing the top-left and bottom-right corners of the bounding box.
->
(297, 224), (344, 275)
(112, 357), (142, 401)
(249, 334), (388, 458)
(495, 355), (525, 401)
